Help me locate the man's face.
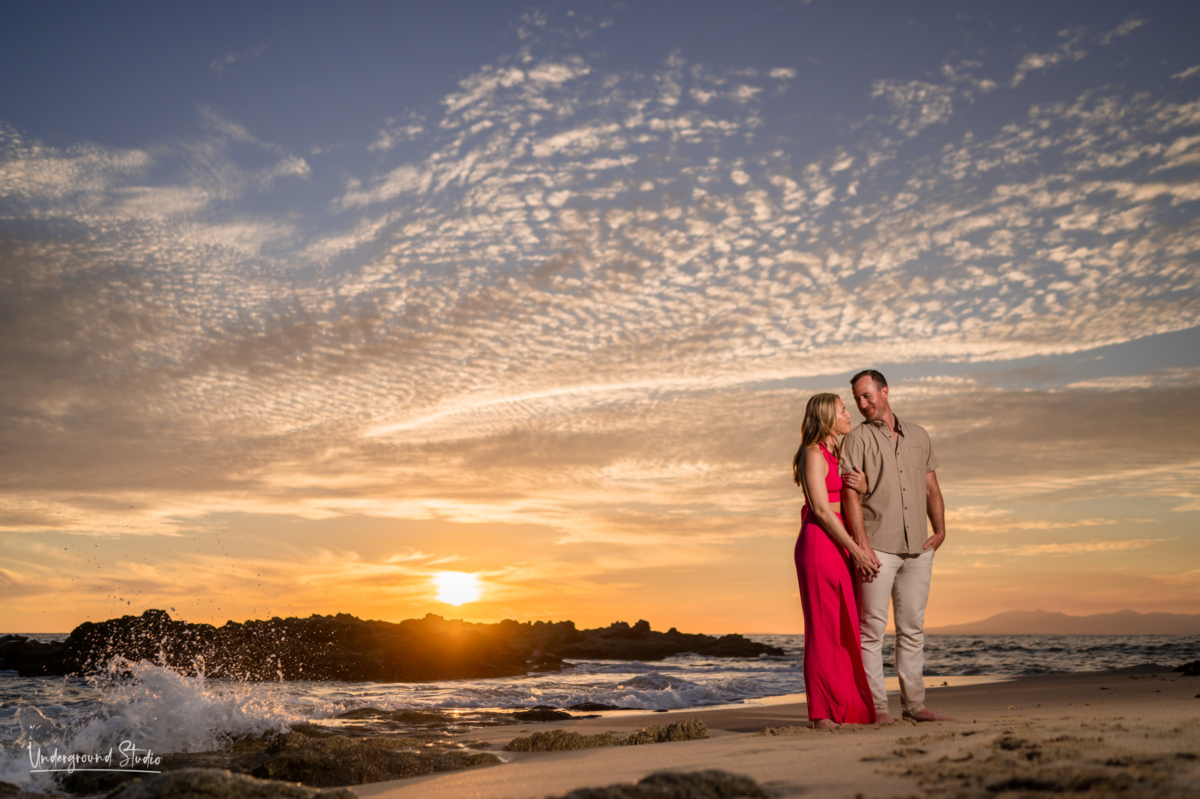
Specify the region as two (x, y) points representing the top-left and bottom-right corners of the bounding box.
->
(852, 377), (889, 421)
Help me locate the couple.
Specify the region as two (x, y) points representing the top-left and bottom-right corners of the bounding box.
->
(792, 369), (948, 729)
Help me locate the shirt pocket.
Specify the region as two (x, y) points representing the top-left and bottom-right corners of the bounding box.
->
(903, 444), (927, 481)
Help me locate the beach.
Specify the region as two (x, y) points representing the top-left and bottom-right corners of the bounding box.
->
(353, 666), (1200, 799)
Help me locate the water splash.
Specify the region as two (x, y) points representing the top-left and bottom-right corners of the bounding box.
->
(0, 657), (313, 788)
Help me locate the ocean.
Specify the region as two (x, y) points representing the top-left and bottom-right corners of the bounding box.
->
(3, 632), (1198, 790)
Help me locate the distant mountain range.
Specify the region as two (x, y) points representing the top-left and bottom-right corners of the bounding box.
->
(928, 610), (1200, 636)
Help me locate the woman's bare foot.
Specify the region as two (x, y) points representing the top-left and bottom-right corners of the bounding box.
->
(812, 718), (842, 730)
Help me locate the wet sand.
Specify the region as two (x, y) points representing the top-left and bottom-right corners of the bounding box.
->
(352, 666), (1200, 798)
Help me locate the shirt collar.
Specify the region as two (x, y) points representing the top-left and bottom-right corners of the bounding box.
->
(867, 414), (904, 437)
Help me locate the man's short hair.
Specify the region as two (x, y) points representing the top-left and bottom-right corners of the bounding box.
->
(850, 369), (888, 390)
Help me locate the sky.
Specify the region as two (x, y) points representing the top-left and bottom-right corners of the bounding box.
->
(1, 1), (1198, 634)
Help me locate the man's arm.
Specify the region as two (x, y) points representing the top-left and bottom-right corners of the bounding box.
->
(924, 470), (946, 551)
(840, 487), (881, 579)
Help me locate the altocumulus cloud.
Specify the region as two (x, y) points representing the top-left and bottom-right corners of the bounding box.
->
(0, 9), (1198, 622)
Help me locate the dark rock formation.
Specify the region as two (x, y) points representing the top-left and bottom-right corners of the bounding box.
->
(103, 768), (357, 798)
(504, 730), (624, 752)
(0, 635), (70, 677)
(0, 778), (59, 798)
(567, 702), (628, 712)
(504, 719), (708, 752)
(549, 620), (774, 662)
(619, 719), (708, 746)
(0, 611), (782, 681)
(249, 734), (499, 787)
(547, 770), (767, 799)
(512, 708), (577, 722)
(1176, 660), (1199, 676)
(53, 728), (499, 795)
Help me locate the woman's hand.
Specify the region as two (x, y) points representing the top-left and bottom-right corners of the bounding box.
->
(850, 544), (880, 581)
(841, 467), (868, 495)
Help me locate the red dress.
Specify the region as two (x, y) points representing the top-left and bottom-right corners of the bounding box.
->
(793, 443), (875, 724)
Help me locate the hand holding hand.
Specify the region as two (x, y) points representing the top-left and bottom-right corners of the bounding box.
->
(841, 467), (868, 494)
(851, 545), (880, 581)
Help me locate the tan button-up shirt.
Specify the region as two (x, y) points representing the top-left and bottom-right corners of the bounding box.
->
(839, 415), (938, 555)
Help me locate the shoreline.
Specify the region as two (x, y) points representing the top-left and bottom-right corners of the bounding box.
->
(351, 665), (1200, 799)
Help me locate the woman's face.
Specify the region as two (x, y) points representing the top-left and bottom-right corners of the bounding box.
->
(834, 398), (853, 435)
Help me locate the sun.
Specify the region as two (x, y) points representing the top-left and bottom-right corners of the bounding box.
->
(432, 571), (483, 606)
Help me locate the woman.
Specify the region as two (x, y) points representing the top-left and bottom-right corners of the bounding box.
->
(792, 393), (878, 728)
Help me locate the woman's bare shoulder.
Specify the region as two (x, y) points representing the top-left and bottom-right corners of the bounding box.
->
(802, 444), (829, 468)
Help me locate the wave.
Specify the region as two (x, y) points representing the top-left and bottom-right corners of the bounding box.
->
(2, 633), (1197, 787)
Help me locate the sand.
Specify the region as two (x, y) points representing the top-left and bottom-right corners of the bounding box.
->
(351, 666), (1200, 798)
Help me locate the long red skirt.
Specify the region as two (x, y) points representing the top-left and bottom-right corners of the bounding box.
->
(794, 508), (876, 724)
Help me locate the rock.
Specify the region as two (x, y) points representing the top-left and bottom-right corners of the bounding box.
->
(250, 735), (499, 787)
(333, 708), (449, 725)
(505, 719), (708, 752)
(552, 621), (781, 662)
(1176, 660), (1200, 676)
(0, 635), (70, 678)
(620, 719), (708, 746)
(103, 768), (356, 798)
(513, 708), (576, 722)
(57, 769), (145, 796)
(6, 610), (783, 681)
(504, 730), (623, 752)
(547, 770), (767, 799)
(567, 703), (627, 712)
(0, 778), (60, 798)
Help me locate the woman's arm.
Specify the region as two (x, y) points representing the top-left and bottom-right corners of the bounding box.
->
(803, 447), (873, 564)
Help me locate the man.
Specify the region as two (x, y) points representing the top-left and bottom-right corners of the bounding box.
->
(840, 369), (948, 723)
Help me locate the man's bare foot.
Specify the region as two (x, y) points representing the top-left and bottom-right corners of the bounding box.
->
(904, 708), (950, 722)
(874, 712), (895, 724)
(812, 718), (842, 730)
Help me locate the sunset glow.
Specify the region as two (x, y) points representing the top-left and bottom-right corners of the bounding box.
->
(433, 573), (483, 606)
(0, 2), (1197, 635)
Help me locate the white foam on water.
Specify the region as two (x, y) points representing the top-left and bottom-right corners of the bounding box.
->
(0, 658), (316, 788)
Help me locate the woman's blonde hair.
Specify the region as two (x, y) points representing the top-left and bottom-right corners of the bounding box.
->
(791, 393), (843, 507)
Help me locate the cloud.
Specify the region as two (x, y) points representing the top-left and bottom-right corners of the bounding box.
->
(1153, 568), (1200, 585)
(1011, 16), (1146, 87)
(369, 114), (427, 153)
(210, 43), (270, 76)
(1, 11), (1197, 627)
(871, 79), (955, 135)
(1016, 539), (1171, 555)
(1173, 65), (1200, 81)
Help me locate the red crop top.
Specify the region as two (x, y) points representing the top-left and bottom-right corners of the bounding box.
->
(817, 442), (842, 503)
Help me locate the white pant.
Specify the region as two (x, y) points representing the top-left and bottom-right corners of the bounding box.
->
(857, 548), (934, 715)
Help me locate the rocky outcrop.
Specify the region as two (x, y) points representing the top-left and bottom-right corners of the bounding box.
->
(504, 719), (708, 752)
(547, 770), (767, 799)
(249, 734), (500, 787)
(0, 635), (70, 677)
(54, 728), (499, 795)
(504, 730), (624, 752)
(619, 718), (709, 746)
(0, 611), (783, 681)
(103, 768), (357, 798)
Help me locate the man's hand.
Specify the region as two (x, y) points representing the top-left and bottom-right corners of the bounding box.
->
(923, 531), (945, 551)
